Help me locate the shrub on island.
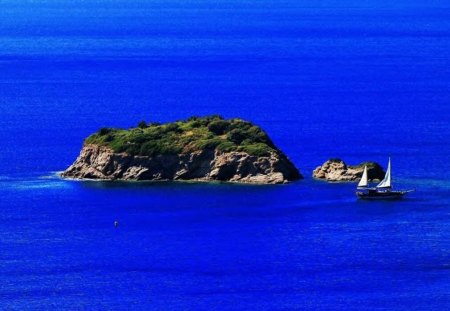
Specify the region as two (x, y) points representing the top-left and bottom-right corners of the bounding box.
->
(85, 115), (276, 157)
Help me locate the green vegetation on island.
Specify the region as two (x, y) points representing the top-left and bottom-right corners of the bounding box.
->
(85, 115), (278, 157)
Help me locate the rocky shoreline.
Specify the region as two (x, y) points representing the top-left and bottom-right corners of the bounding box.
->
(61, 144), (302, 184)
(61, 117), (387, 185)
(312, 159), (385, 182)
(61, 116), (305, 185)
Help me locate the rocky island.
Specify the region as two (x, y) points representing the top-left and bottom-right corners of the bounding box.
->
(62, 116), (302, 184)
(313, 159), (384, 182)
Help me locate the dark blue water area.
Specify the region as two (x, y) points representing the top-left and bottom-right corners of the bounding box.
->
(0, 1), (450, 310)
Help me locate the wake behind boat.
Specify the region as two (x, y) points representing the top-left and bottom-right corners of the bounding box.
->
(356, 158), (414, 200)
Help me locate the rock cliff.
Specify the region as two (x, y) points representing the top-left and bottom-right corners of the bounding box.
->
(62, 144), (301, 184)
(312, 159), (384, 182)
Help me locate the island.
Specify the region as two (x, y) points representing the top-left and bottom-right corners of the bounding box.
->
(312, 159), (385, 182)
(62, 116), (302, 184)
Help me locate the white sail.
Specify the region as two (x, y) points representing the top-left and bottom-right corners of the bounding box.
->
(357, 166), (368, 188)
(377, 158), (391, 188)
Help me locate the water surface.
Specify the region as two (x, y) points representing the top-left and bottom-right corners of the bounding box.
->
(0, 1), (449, 310)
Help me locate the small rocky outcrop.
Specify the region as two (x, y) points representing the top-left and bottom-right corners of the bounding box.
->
(312, 159), (384, 182)
(62, 144), (302, 184)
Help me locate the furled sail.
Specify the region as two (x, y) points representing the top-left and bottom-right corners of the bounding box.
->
(377, 158), (391, 188)
(357, 166), (368, 188)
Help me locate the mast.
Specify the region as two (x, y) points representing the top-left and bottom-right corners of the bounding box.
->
(377, 157), (391, 189)
(357, 166), (368, 188)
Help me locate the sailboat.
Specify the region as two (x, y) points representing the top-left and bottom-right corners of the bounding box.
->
(356, 158), (414, 200)
(357, 165), (369, 189)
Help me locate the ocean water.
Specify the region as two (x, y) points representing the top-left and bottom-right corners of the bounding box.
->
(0, 1), (449, 310)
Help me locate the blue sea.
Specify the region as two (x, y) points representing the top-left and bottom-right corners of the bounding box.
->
(0, 1), (449, 310)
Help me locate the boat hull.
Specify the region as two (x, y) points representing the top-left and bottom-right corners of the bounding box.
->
(356, 189), (411, 200)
